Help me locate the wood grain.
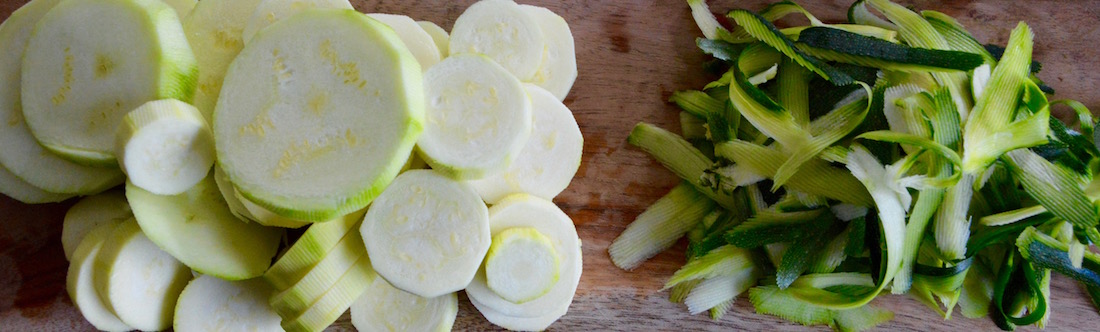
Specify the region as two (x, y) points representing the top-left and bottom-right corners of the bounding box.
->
(3, 0), (1100, 330)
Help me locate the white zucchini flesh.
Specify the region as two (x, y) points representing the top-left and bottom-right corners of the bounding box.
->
(449, 0), (546, 81)
(417, 20), (449, 58)
(126, 174), (284, 280)
(160, 0), (197, 18)
(182, 0), (264, 120)
(264, 210), (364, 290)
(62, 191), (131, 261)
(465, 194), (581, 323)
(93, 219), (192, 331)
(21, 0), (198, 166)
(281, 254), (376, 332)
(174, 275), (284, 332)
(485, 227), (562, 304)
(519, 5), (577, 101)
(350, 276), (458, 332)
(270, 226), (366, 317)
(469, 294), (569, 332)
(236, 189), (313, 228)
(116, 99), (215, 196)
(360, 169), (491, 298)
(214, 9), (424, 221)
(417, 54), (533, 180)
(0, 0), (124, 195)
(242, 0), (354, 44)
(366, 13), (441, 71)
(65, 219), (131, 332)
(215, 165), (258, 222)
(468, 84), (582, 203)
(0, 166), (71, 204)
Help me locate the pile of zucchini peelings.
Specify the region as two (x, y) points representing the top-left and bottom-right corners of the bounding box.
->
(609, 0), (1100, 330)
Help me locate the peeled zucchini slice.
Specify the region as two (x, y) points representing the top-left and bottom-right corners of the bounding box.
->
(242, 0), (354, 43)
(417, 20), (450, 58)
(215, 165), (258, 222)
(66, 220), (131, 332)
(174, 276), (283, 332)
(468, 85), (582, 203)
(214, 9), (424, 221)
(0, 0), (124, 195)
(264, 210), (364, 290)
(485, 227), (562, 304)
(126, 174), (283, 280)
(465, 194), (581, 327)
(62, 191), (131, 260)
(236, 188), (313, 228)
(360, 170), (491, 298)
(270, 226), (365, 317)
(417, 54), (533, 180)
(280, 254), (376, 332)
(367, 13), (442, 70)
(520, 5), (577, 101)
(93, 219), (192, 331)
(350, 277), (458, 332)
(182, 0), (264, 119)
(116, 99), (214, 195)
(449, 0), (546, 81)
(21, 0), (198, 166)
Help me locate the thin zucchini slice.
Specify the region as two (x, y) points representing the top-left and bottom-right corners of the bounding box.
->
(214, 165), (258, 222)
(279, 254), (376, 332)
(417, 20), (450, 58)
(182, 0), (264, 119)
(62, 191), (131, 261)
(367, 13), (442, 70)
(214, 9), (424, 221)
(21, 0), (198, 166)
(361, 170), (491, 298)
(417, 54), (533, 180)
(93, 219), (192, 331)
(235, 188), (313, 228)
(270, 226), (365, 317)
(116, 99), (214, 195)
(0, 0), (124, 195)
(485, 227), (562, 304)
(127, 174), (283, 280)
(350, 277), (458, 332)
(65, 220), (131, 332)
(466, 195), (581, 323)
(468, 85), (582, 204)
(173, 276), (283, 332)
(242, 0), (354, 44)
(520, 4), (577, 101)
(469, 294), (569, 332)
(0, 166), (71, 204)
(449, 0), (546, 81)
(264, 210), (364, 290)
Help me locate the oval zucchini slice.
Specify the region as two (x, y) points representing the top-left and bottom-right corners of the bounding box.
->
(182, 0), (264, 119)
(93, 219), (192, 331)
(520, 4), (577, 101)
(21, 0), (198, 166)
(367, 13), (442, 70)
(174, 276), (283, 332)
(242, 0), (354, 44)
(66, 220), (131, 332)
(62, 191), (131, 260)
(350, 276), (458, 332)
(417, 20), (450, 58)
(449, 0), (546, 81)
(215, 9), (424, 221)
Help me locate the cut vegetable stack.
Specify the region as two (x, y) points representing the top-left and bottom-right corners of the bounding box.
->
(613, 0), (1100, 330)
(0, 0), (583, 331)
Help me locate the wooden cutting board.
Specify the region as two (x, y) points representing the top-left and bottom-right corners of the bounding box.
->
(3, 0), (1099, 330)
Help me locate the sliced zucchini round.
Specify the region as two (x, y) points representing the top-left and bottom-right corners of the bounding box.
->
(0, 166), (71, 204)
(62, 191), (131, 261)
(116, 99), (214, 196)
(214, 165), (258, 222)
(93, 219), (192, 331)
(469, 294), (570, 332)
(519, 5), (577, 101)
(465, 194), (581, 323)
(235, 187), (313, 228)
(270, 227), (365, 317)
(214, 9), (424, 221)
(360, 169), (491, 298)
(417, 54), (533, 180)
(417, 20), (449, 58)
(279, 254), (376, 332)
(182, 0), (264, 120)
(449, 0), (546, 81)
(264, 210), (364, 290)
(65, 219), (131, 332)
(242, 0), (354, 44)
(367, 13), (442, 70)
(485, 227), (562, 304)
(350, 276), (458, 332)
(0, 0), (123, 195)
(174, 276), (283, 332)
(126, 174), (283, 280)
(21, 0), (198, 166)
(468, 84), (582, 203)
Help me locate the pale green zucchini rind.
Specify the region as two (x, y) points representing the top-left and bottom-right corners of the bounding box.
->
(684, 268), (758, 315)
(93, 219), (192, 331)
(738, 42), (783, 79)
(62, 191), (132, 261)
(173, 276), (283, 332)
(215, 9), (424, 221)
(669, 90), (724, 119)
(778, 58), (812, 127)
(715, 140), (873, 206)
(920, 10), (998, 66)
(280, 254), (376, 332)
(270, 227), (365, 318)
(749, 285), (893, 331)
(1005, 149), (1100, 241)
(847, 0), (897, 30)
(127, 174), (283, 280)
(687, 0), (729, 41)
(183, 0), (264, 120)
(609, 183), (716, 271)
(0, 0), (124, 195)
(727, 9), (854, 86)
(664, 245), (755, 290)
(1016, 227), (1100, 289)
(66, 220), (131, 332)
(264, 210), (363, 290)
(21, 0), (198, 166)
(627, 123), (739, 210)
(796, 27), (984, 72)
